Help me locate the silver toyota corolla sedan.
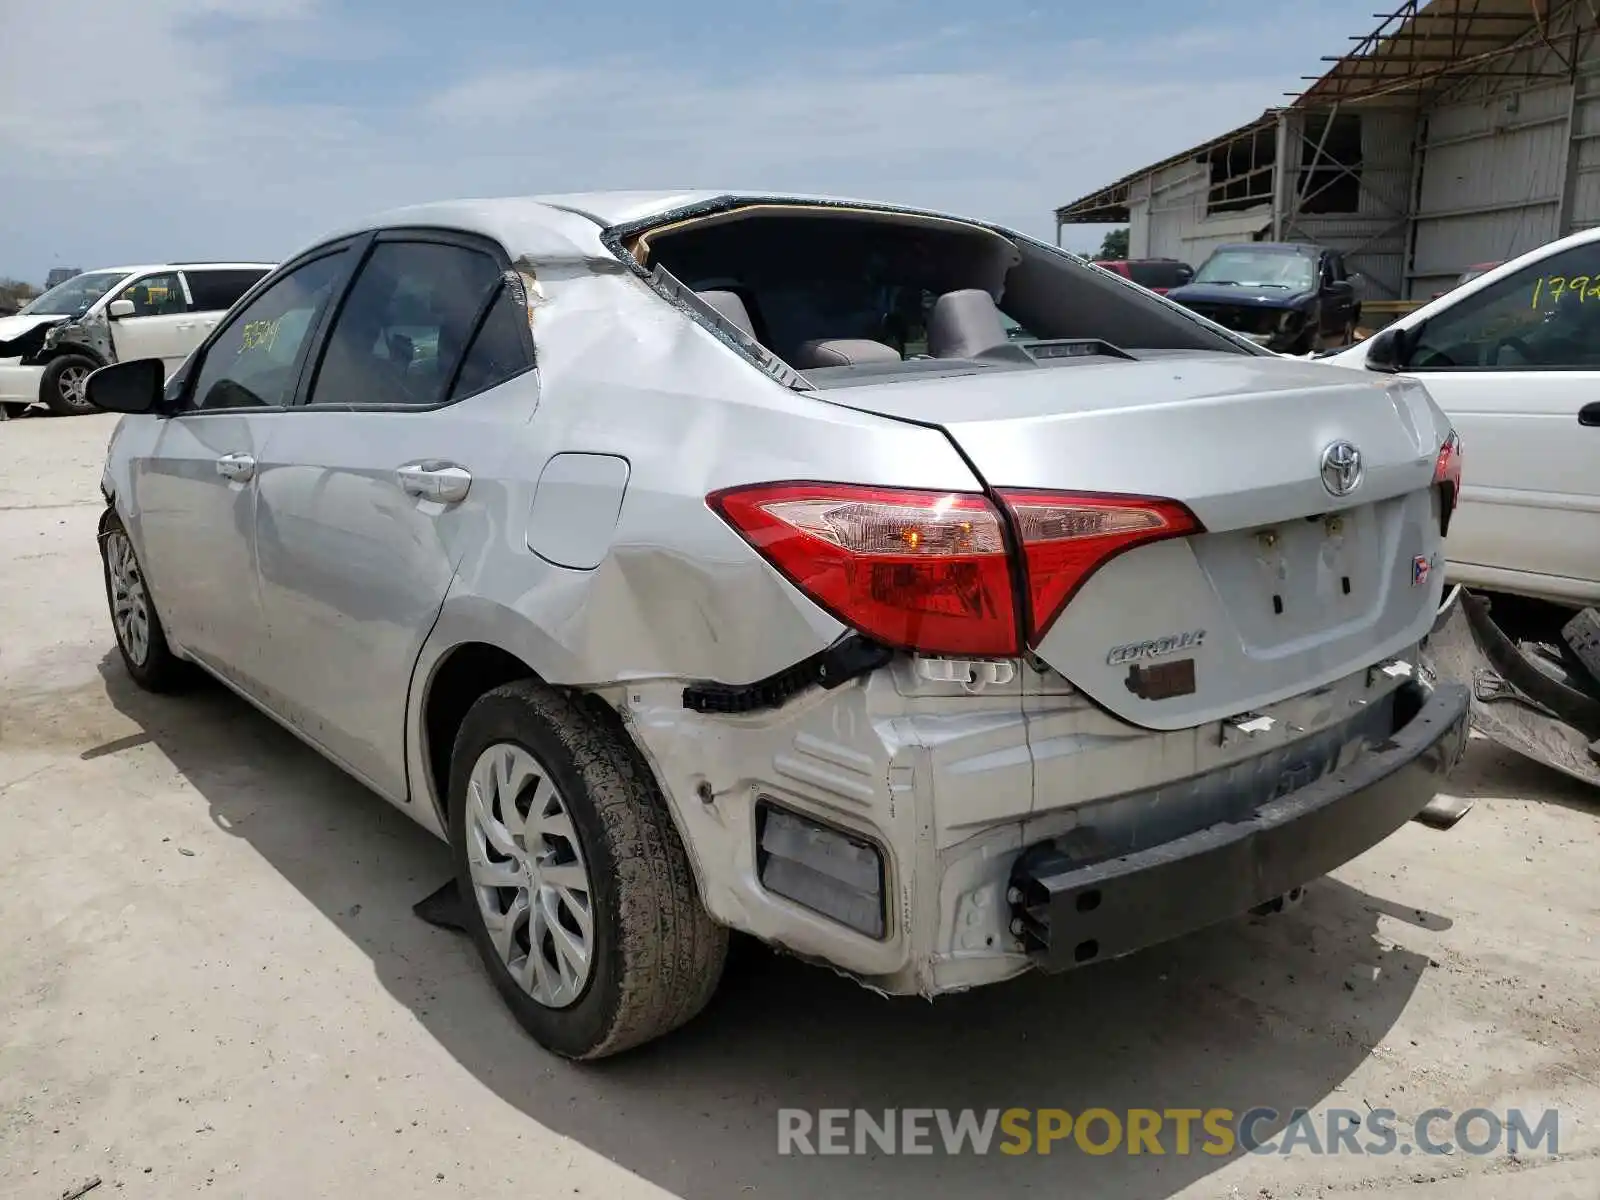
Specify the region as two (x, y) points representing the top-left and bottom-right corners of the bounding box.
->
(88, 191), (1471, 1060)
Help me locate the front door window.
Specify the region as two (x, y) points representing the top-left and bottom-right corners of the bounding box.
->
(1409, 243), (1600, 370)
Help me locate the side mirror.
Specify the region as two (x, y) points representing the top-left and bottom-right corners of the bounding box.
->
(107, 299), (136, 319)
(1364, 323), (1418, 373)
(86, 358), (164, 414)
(1175, 266), (1194, 286)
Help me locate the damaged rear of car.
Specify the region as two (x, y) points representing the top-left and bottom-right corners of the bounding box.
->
(539, 194), (1470, 999)
(93, 191), (1471, 1061)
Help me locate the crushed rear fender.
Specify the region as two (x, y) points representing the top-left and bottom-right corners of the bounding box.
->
(1424, 591), (1600, 789)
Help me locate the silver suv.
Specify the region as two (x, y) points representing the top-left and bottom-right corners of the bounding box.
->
(88, 192), (1470, 1060)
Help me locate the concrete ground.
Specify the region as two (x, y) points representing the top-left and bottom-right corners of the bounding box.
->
(1, 411), (1597, 1200)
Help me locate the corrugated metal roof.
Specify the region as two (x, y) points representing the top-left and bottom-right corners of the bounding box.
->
(1056, 0), (1568, 222)
(1300, 0), (1559, 107)
(1054, 113), (1278, 224)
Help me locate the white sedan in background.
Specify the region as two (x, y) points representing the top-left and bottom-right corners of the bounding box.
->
(1321, 230), (1600, 608)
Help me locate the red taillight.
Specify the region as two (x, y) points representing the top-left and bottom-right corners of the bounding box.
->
(996, 491), (1202, 642)
(1434, 430), (1462, 504)
(711, 482), (1203, 657)
(708, 483), (1019, 655)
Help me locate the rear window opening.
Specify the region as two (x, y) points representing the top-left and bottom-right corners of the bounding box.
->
(623, 203), (1254, 388)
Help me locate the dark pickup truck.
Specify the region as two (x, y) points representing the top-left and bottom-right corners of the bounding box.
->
(1164, 242), (1361, 355)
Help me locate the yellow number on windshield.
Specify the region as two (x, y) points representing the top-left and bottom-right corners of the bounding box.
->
(240, 317), (281, 354)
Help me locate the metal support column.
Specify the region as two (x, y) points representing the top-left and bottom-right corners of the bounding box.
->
(1555, 76), (1582, 237)
(1271, 110), (1292, 241)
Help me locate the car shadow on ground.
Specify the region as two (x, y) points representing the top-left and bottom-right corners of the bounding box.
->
(97, 654), (1446, 1200)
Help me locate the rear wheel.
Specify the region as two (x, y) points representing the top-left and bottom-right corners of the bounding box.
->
(42, 354), (98, 416)
(448, 681), (727, 1060)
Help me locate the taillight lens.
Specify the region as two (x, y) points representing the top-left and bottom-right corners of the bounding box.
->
(1434, 430), (1462, 531)
(708, 483), (1019, 655)
(997, 491), (1202, 642)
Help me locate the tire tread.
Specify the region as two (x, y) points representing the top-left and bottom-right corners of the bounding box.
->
(455, 681), (726, 1059)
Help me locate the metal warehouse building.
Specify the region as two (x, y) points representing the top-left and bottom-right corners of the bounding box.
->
(1055, 0), (1600, 302)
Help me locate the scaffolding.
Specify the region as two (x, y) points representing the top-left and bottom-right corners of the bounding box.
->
(1054, 0), (1599, 299)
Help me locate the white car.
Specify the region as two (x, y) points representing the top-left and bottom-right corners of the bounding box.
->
(1321, 231), (1600, 607)
(0, 263), (274, 417)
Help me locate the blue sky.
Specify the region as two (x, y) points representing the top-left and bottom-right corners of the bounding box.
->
(1, 0), (1385, 284)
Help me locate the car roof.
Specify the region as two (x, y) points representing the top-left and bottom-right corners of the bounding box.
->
(322, 190), (1013, 265)
(72, 263), (276, 277)
(1214, 242), (1320, 256)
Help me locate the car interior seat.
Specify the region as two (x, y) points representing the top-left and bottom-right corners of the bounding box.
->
(695, 289), (758, 339)
(927, 289), (1032, 361)
(789, 339), (904, 368)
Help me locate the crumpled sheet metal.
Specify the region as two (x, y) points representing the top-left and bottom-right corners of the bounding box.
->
(423, 260), (982, 694)
(1425, 598), (1600, 789)
(45, 310), (115, 363)
(0, 317), (65, 361)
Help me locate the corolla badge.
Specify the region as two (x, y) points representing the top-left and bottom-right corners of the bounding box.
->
(1106, 629), (1206, 666)
(1320, 440), (1363, 497)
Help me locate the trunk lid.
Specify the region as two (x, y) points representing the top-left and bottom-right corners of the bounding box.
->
(825, 354), (1449, 731)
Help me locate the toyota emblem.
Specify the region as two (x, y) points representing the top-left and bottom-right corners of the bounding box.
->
(1320, 440), (1363, 497)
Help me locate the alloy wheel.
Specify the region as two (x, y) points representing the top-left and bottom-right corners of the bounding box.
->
(59, 364), (91, 409)
(464, 742), (596, 1009)
(105, 529), (151, 666)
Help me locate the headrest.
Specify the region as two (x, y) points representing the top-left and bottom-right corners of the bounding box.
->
(696, 289), (756, 338)
(792, 338), (903, 368)
(927, 288), (1011, 360)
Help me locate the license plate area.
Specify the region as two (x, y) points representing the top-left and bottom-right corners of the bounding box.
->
(1190, 501), (1389, 653)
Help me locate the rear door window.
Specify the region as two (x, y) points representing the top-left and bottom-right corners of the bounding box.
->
(306, 240), (506, 409)
(185, 268), (272, 314)
(449, 278), (535, 401)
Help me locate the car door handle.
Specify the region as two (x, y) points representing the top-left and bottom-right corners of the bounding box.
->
(396, 462), (472, 504)
(216, 452), (256, 482)
(1580, 401), (1600, 427)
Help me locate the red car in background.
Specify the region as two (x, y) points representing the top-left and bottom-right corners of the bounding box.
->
(1093, 257), (1194, 295)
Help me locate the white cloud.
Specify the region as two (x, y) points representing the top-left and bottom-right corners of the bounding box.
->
(0, 0), (1373, 279)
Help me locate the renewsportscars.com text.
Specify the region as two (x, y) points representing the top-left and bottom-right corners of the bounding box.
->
(776, 1107), (1560, 1158)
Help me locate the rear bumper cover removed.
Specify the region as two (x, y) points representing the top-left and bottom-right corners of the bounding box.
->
(1010, 679), (1470, 973)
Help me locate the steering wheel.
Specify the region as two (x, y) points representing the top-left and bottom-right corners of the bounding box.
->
(1492, 334), (1539, 365)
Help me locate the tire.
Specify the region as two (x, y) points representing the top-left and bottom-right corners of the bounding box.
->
(98, 509), (192, 692)
(448, 681), (727, 1060)
(42, 354), (99, 416)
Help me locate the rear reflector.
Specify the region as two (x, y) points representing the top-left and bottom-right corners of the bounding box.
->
(1434, 430), (1462, 534)
(708, 482), (1018, 655)
(996, 491), (1202, 642)
(756, 802), (886, 938)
